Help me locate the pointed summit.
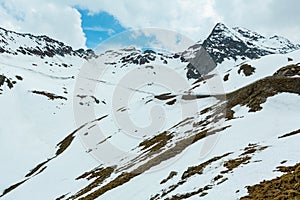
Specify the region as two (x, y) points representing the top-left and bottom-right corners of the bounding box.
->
(202, 23), (300, 64)
(211, 22), (230, 32)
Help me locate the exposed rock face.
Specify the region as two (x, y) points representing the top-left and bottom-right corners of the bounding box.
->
(181, 23), (299, 79)
(0, 27), (95, 59)
(200, 23), (299, 64)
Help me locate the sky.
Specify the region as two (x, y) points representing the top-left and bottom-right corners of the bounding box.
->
(0, 0), (299, 49)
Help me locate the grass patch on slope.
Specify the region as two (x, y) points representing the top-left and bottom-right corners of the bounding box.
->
(241, 163), (300, 200)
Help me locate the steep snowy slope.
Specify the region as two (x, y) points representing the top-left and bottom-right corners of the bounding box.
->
(0, 24), (300, 200)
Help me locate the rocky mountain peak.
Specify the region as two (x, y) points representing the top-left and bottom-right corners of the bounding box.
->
(201, 23), (299, 64)
(0, 27), (95, 59)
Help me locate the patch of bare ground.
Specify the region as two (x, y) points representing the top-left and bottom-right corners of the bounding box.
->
(69, 166), (115, 199)
(181, 152), (232, 180)
(181, 94), (212, 100)
(240, 163), (300, 200)
(32, 90), (67, 100)
(0, 179), (28, 197)
(226, 77), (300, 115)
(55, 132), (76, 156)
(160, 171), (178, 184)
(164, 185), (213, 200)
(238, 64), (256, 76)
(25, 159), (51, 177)
(240, 143), (269, 156)
(150, 152), (232, 200)
(166, 99), (177, 105)
(223, 73), (229, 81)
(273, 64), (300, 77)
(139, 131), (173, 153)
(221, 156), (251, 174)
(278, 129), (300, 139)
(221, 144), (269, 174)
(77, 172), (137, 200)
(155, 92), (177, 100)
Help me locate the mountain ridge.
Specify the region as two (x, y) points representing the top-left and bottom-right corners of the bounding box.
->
(1, 23), (299, 65)
(0, 27), (95, 59)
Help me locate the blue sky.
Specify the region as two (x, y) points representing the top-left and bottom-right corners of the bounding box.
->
(77, 9), (189, 52)
(78, 9), (127, 49)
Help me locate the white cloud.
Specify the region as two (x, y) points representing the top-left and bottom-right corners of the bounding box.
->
(72, 0), (300, 44)
(72, 0), (222, 44)
(0, 0), (86, 49)
(0, 0), (299, 50)
(214, 0), (300, 43)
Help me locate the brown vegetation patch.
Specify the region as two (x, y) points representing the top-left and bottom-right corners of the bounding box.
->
(77, 172), (137, 200)
(241, 163), (300, 200)
(70, 166), (115, 199)
(165, 184), (213, 200)
(160, 171), (178, 184)
(139, 131), (173, 153)
(151, 151), (232, 200)
(275, 164), (299, 173)
(155, 92), (177, 100)
(181, 152), (232, 180)
(240, 143), (268, 156)
(25, 159), (51, 177)
(166, 99), (177, 105)
(213, 174), (223, 182)
(32, 90), (67, 100)
(0, 179), (28, 197)
(181, 94), (212, 100)
(221, 144), (268, 174)
(273, 64), (300, 77)
(278, 129), (300, 139)
(238, 64), (256, 76)
(55, 132), (76, 156)
(222, 156), (251, 174)
(226, 77), (300, 114)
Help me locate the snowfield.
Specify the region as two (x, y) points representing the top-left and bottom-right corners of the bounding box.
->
(0, 24), (300, 200)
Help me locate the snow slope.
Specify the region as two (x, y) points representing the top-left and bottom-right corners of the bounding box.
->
(0, 24), (300, 200)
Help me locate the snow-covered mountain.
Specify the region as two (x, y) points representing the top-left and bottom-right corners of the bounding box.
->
(0, 27), (95, 59)
(0, 23), (300, 200)
(185, 23), (300, 64)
